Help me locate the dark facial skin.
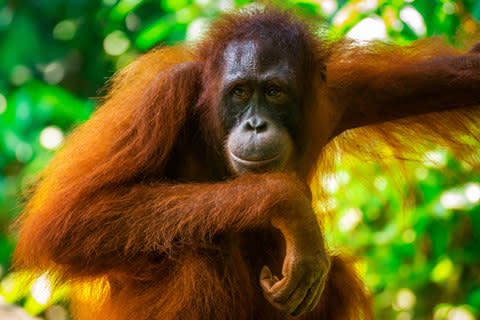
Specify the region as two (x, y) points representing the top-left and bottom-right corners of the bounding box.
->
(218, 40), (329, 319)
(220, 40), (301, 174)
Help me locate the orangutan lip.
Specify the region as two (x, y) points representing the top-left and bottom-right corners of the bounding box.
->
(229, 152), (281, 166)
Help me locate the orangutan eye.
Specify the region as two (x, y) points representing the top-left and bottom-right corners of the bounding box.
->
(232, 86), (250, 100)
(265, 85), (287, 101)
(266, 86), (282, 97)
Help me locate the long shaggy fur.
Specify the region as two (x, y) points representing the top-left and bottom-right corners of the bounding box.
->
(13, 6), (480, 320)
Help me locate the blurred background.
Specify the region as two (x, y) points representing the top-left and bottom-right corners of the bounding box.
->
(0, 0), (479, 319)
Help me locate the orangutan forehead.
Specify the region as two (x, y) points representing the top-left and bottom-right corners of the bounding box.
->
(222, 40), (291, 82)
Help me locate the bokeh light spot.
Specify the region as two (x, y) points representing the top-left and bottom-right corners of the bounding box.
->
(322, 173), (339, 194)
(465, 183), (480, 203)
(15, 142), (33, 163)
(400, 6), (426, 36)
(217, 0), (234, 11)
(440, 192), (466, 209)
(338, 208), (363, 232)
(374, 176), (387, 191)
(357, 0), (378, 13)
(442, 2), (456, 15)
(333, 8), (349, 27)
(40, 126), (64, 150)
(337, 170), (350, 184)
(431, 258), (454, 283)
(10, 65), (32, 86)
(447, 307), (475, 320)
(347, 16), (387, 41)
(31, 274), (52, 305)
(53, 20), (77, 41)
(126, 12), (141, 31)
(176, 8), (195, 24)
(415, 166), (428, 180)
(320, 0), (337, 15)
(104, 30), (130, 56)
(0, 93), (6, 114)
(316, 198), (338, 212)
(423, 150), (447, 168)
(194, 0), (210, 6)
(393, 288), (416, 311)
(186, 18), (210, 41)
(402, 229), (416, 243)
(43, 61), (65, 84)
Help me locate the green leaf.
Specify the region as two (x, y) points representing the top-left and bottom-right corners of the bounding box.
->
(0, 236), (15, 266)
(27, 81), (93, 126)
(467, 288), (480, 308)
(473, 1), (480, 21)
(0, 9), (41, 77)
(110, 0), (144, 21)
(0, 272), (32, 304)
(161, 0), (190, 12)
(136, 15), (175, 50)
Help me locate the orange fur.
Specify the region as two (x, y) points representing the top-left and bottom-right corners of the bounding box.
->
(13, 6), (480, 320)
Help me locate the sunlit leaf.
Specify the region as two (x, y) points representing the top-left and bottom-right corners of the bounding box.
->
(431, 257), (454, 283)
(0, 272), (32, 304)
(161, 0), (190, 12)
(110, 0), (144, 21)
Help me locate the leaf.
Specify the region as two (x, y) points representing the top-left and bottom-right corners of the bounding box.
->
(430, 257), (454, 283)
(161, 0), (190, 12)
(136, 15), (175, 50)
(473, 1), (480, 21)
(110, 0), (144, 21)
(27, 81), (93, 127)
(467, 288), (480, 308)
(0, 9), (41, 76)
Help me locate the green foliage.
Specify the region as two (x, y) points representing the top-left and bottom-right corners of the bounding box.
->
(0, 0), (478, 319)
(327, 152), (480, 319)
